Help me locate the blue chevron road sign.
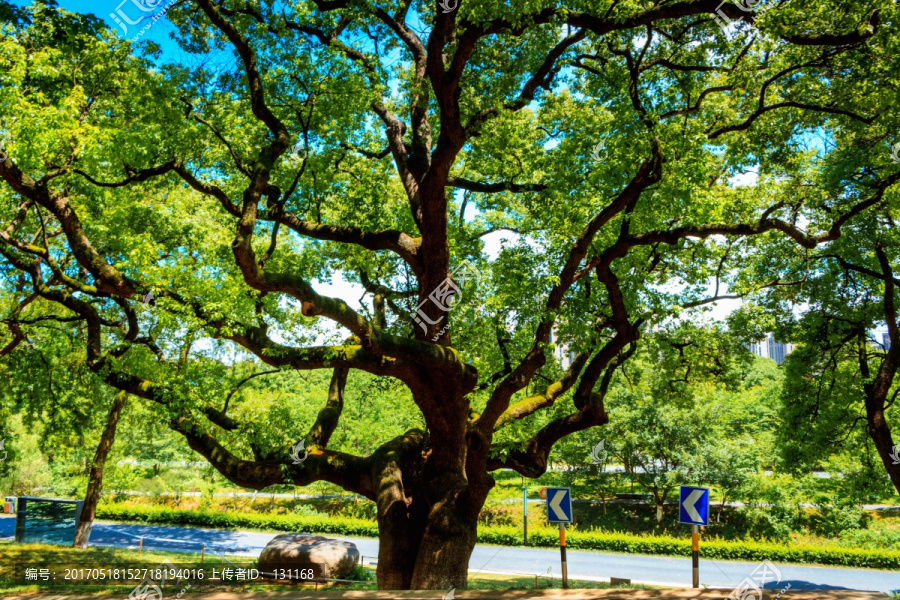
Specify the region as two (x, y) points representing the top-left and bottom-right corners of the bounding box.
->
(679, 485), (709, 526)
(545, 487), (573, 523)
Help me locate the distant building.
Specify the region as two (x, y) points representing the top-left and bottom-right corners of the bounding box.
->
(767, 335), (786, 364)
(748, 333), (794, 364)
(748, 339), (765, 358)
(550, 329), (575, 370)
(558, 346), (575, 370)
(884, 332), (892, 352)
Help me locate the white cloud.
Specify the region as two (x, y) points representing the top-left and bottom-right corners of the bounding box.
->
(481, 229), (521, 261)
(731, 170), (758, 187)
(316, 272), (366, 311)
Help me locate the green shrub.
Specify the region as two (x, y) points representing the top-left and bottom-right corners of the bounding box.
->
(736, 474), (804, 541)
(96, 504), (379, 537)
(291, 504), (322, 517)
(476, 526), (900, 570)
(345, 565), (375, 581)
(479, 501), (519, 528)
(812, 503), (868, 537)
(95, 504), (900, 570)
(836, 528), (900, 551)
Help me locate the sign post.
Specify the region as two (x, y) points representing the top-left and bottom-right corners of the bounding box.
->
(678, 486), (709, 589)
(691, 524), (699, 587)
(523, 485), (528, 546)
(558, 523), (568, 589)
(545, 487), (573, 590)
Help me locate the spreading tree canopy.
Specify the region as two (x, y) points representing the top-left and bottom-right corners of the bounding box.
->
(1, 0), (898, 589)
(748, 200), (900, 493)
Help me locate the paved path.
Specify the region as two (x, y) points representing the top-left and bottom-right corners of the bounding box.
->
(2, 516), (899, 594)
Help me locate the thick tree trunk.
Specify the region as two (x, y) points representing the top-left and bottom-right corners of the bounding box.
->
(373, 468), (482, 590)
(73, 391), (127, 548)
(410, 503), (478, 589)
(374, 476), (422, 589)
(866, 396), (900, 496)
(861, 325), (899, 496)
(861, 269), (899, 496)
(369, 375), (486, 591)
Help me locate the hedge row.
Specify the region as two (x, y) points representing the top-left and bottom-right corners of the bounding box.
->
(479, 526), (900, 570)
(97, 503), (379, 537)
(96, 504), (900, 570)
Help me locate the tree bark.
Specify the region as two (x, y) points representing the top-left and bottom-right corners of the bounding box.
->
(867, 244), (900, 496)
(866, 392), (900, 496)
(361, 372), (488, 591)
(370, 433), (482, 590)
(411, 506), (478, 590)
(373, 462), (423, 589)
(373, 493), (480, 590)
(73, 391), (127, 548)
(652, 488), (669, 524)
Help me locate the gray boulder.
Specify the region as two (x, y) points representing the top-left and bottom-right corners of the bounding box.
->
(258, 533), (359, 579)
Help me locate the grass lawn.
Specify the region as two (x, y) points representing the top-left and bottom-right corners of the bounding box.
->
(0, 541), (652, 595)
(0, 541), (236, 595)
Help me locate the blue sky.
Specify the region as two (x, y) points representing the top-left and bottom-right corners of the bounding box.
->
(12, 0), (103, 12)
(12, 0), (186, 56)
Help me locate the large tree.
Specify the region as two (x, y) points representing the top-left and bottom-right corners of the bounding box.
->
(1, 0), (898, 589)
(745, 201), (900, 494)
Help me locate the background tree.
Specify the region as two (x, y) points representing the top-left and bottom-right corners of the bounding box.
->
(602, 324), (752, 522)
(73, 391), (127, 548)
(1, 0), (898, 590)
(733, 201), (899, 494)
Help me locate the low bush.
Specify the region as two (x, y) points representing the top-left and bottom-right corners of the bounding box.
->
(291, 504), (323, 518)
(345, 565), (375, 581)
(97, 503), (379, 537)
(478, 526), (900, 569)
(96, 504), (900, 570)
(836, 527), (900, 551)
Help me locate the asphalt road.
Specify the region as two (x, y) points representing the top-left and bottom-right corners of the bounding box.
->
(1, 516), (898, 594)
